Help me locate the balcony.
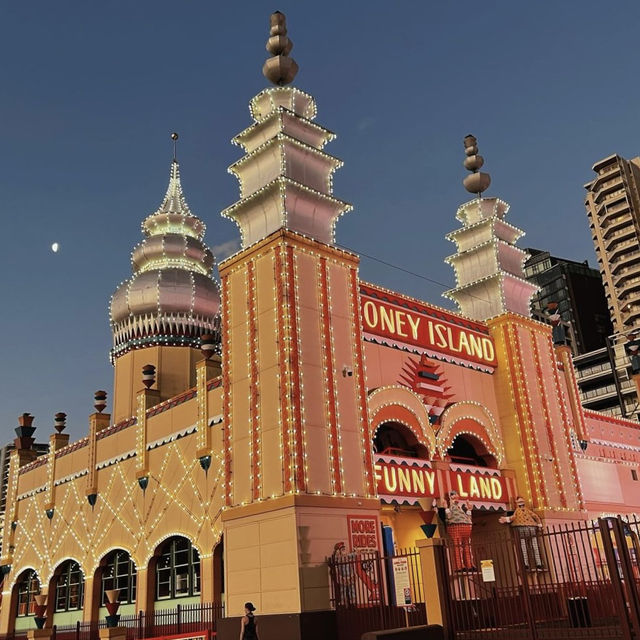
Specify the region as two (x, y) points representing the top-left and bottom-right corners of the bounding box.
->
(619, 276), (640, 297)
(591, 162), (621, 189)
(609, 237), (639, 261)
(625, 304), (640, 324)
(594, 174), (624, 201)
(600, 195), (630, 222)
(580, 383), (619, 401)
(575, 364), (614, 383)
(603, 220), (635, 244)
(615, 262), (640, 285)
(606, 199), (632, 216)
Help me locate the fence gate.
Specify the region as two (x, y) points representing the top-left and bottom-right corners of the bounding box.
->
(438, 516), (640, 640)
(328, 548), (427, 640)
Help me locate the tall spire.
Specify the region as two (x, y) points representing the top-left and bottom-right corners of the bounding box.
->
(444, 134), (538, 321)
(221, 11), (351, 249)
(262, 11), (298, 86)
(152, 156), (194, 220)
(171, 131), (178, 162)
(109, 135), (221, 360)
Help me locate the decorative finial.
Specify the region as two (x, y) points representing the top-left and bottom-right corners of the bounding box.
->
(262, 11), (299, 86)
(142, 364), (156, 389)
(94, 390), (107, 414)
(54, 412), (67, 434)
(171, 132), (179, 162)
(462, 134), (491, 196)
(200, 334), (215, 360)
(15, 414), (35, 450)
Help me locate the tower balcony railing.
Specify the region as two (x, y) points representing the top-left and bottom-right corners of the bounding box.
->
(605, 199), (632, 217)
(609, 237), (640, 261)
(592, 162), (621, 186)
(619, 277), (640, 296)
(594, 181), (626, 205)
(603, 223), (636, 246)
(600, 195), (631, 221)
(594, 174), (625, 198)
(614, 262), (640, 285)
(609, 253), (640, 275)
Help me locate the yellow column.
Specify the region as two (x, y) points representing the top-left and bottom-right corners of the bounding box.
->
(0, 451), (20, 567)
(555, 344), (588, 441)
(135, 388), (160, 487)
(135, 567), (151, 615)
(416, 538), (449, 627)
(196, 356), (222, 464)
(199, 555), (215, 603)
(83, 576), (96, 623)
(99, 628), (127, 640)
(86, 413), (111, 503)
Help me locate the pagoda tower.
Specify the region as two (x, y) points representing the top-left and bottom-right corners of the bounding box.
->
(109, 142), (221, 422)
(444, 135), (538, 319)
(218, 12), (378, 630)
(444, 136), (585, 517)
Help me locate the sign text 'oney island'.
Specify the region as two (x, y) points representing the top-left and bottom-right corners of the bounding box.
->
(360, 285), (497, 368)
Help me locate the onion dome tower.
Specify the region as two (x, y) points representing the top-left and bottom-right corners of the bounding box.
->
(444, 135), (538, 321)
(109, 136), (221, 422)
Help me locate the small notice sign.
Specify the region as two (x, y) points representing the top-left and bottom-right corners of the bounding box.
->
(392, 557), (412, 606)
(481, 559), (495, 582)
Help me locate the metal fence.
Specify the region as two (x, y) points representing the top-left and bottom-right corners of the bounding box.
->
(328, 548), (426, 640)
(439, 516), (640, 640)
(1, 602), (224, 640)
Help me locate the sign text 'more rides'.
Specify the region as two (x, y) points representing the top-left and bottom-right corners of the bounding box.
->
(359, 284), (497, 368)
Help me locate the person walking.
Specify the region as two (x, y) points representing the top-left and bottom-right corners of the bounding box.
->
(240, 602), (259, 640)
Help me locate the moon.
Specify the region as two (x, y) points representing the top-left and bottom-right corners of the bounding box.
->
(51, 242), (60, 253)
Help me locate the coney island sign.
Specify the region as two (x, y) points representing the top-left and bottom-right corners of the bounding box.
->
(360, 283), (497, 369)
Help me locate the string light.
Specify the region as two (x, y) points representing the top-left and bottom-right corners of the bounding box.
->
(8, 60), (640, 632)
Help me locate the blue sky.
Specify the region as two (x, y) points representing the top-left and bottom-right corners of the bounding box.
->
(1, 1), (639, 439)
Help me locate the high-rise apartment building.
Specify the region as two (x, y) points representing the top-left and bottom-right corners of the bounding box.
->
(584, 154), (640, 335)
(524, 248), (612, 356)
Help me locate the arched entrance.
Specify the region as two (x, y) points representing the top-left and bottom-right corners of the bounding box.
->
(445, 433), (498, 468)
(373, 421), (429, 459)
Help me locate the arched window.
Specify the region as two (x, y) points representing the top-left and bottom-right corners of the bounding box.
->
(373, 422), (428, 459)
(156, 538), (200, 600)
(447, 435), (497, 468)
(100, 550), (136, 605)
(16, 570), (39, 616)
(55, 561), (84, 612)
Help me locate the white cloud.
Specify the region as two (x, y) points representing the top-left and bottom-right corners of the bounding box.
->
(357, 116), (376, 132)
(212, 238), (241, 260)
